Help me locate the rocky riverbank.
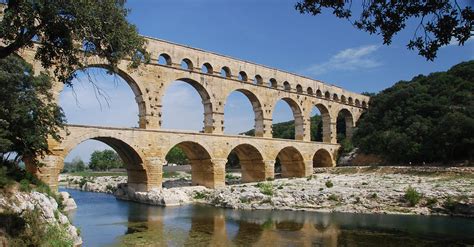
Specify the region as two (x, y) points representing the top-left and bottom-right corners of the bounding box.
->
(61, 166), (474, 217)
(0, 189), (82, 246)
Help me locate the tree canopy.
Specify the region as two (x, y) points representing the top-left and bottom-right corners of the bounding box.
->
(0, 0), (149, 84)
(89, 150), (123, 171)
(353, 60), (474, 163)
(0, 55), (65, 165)
(296, 0), (474, 60)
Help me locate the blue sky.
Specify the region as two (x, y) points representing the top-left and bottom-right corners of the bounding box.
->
(62, 0), (473, 162)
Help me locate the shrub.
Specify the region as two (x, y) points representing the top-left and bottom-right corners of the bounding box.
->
(225, 173), (239, 180)
(425, 197), (438, 207)
(362, 182), (368, 185)
(19, 179), (31, 192)
(370, 193), (378, 199)
(354, 197), (361, 204)
(404, 186), (422, 206)
(328, 194), (339, 201)
(193, 191), (207, 200)
(325, 180), (333, 188)
(256, 182), (274, 196)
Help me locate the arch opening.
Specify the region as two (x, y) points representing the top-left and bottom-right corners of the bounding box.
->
(310, 104), (330, 142)
(316, 89), (323, 98)
(307, 87), (314, 95)
(158, 53), (172, 66)
(238, 71), (248, 81)
(181, 58), (193, 70)
(221, 66), (232, 78)
(269, 78), (277, 88)
(313, 149), (333, 167)
(59, 66), (144, 128)
(161, 78), (213, 133)
(296, 84), (303, 93)
(201, 63), (213, 74)
(348, 97), (354, 105)
(254, 75), (263, 85)
(225, 144), (265, 184)
(62, 138), (149, 191)
(224, 89), (264, 137)
(165, 141), (221, 188)
(324, 91), (330, 99)
(341, 95), (347, 104)
(272, 98), (304, 140)
(283, 81), (291, 91)
(336, 109), (354, 143)
(332, 94), (339, 101)
(276, 146), (305, 178)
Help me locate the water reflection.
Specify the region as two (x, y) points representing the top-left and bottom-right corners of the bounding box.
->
(63, 189), (474, 246)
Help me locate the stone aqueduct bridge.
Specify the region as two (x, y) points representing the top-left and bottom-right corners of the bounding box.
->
(21, 36), (369, 191)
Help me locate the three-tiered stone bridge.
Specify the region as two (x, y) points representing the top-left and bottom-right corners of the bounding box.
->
(21, 36), (369, 191)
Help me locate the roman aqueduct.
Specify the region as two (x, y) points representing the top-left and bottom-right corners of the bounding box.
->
(21, 36), (370, 191)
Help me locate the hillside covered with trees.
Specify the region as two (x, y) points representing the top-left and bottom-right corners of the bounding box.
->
(354, 61), (473, 163)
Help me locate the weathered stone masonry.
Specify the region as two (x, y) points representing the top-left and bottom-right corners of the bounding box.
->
(20, 36), (369, 191)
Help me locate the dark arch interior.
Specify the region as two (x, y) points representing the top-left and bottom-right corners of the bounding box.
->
(202, 63), (213, 74)
(238, 71), (248, 81)
(167, 141), (217, 188)
(313, 149), (333, 167)
(254, 75), (263, 85)
(226, 144), (265, 183)
(296, 84), (303, 93)
(158, 53), (172, 65)
(181, 58), (193, 70)
(269, 78), (277, 88)
(221, 67), (231, 78)
(283, 81), (291, 91)
(276, 146), (305, 178)
(337, 109), (354, 143)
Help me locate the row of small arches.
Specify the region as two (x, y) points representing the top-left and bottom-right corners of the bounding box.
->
(157, 53), (368, 108)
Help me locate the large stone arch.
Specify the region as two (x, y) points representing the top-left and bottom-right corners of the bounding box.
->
(272, 97), (305, 140)
(223, 89), (265, 137)
(225, 143), (266, 183)
(58, 64), (150, 129)
(312, 103), (332, 143)
(275, 146), (306, 178)
(159, 77), (214, 133)
(60, 134), (151, 192)
(165, 141), (224, 188)
(312, 149), (335, 167)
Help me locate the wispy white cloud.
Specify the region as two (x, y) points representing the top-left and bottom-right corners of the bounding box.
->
(303, 45), (382, 76)
(446, 36), (474, 47)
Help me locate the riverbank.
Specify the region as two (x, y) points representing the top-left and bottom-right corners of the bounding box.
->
(60, 166), (474, 217)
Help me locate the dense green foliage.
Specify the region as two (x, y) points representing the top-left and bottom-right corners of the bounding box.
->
(353, 61), (474, 163)
(0, 0), (149, 84)
(165, 146), (188, 165)
(89, 150), (123, 171)
(296, 1), (474, 60)
(62, 156), (86, 173)
(0, 55), (65, 165)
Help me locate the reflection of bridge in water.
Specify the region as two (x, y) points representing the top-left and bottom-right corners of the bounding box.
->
(20, 36), (369, 191)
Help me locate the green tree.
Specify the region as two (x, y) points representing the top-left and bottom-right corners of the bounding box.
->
(0, 55), (65, 166)
(353, 61), (474, 163)
(0, 0), (149, 84)
(89, 150), (123, 171)
(295, 1), (473, 60)
(165, 146), (188, 165)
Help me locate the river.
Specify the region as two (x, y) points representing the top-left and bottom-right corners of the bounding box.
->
(61, 188), (474, 246)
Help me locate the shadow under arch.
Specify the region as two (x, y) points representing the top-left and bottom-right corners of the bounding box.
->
(313, 149), (334, 167)
(162, 77), (214, 133)
(165, 141), (222, 188)
(63, 136), (149, 191)
(63, 64), (148, 128)
(276, 146), (306, 178)
(272, 97), (304, 140)
(226, 143), (266, 183)
(224, 89), (265, 137)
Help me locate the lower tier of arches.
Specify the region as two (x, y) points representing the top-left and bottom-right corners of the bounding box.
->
(27, 125), (339, 191)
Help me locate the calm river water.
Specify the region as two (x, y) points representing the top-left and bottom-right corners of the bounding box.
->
(61, 188), (474, 247)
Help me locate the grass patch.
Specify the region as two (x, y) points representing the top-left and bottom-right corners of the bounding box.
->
(256, 182), (274, 196)
(193, 191), (208, 200)
(370, 193), (378, 199)
(404, 186), (422, 207)
(328, 194), (340, 201)
(163, 171), (179, 178)
(325, 180), (334, 188)
(225, 173), (239, 180)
